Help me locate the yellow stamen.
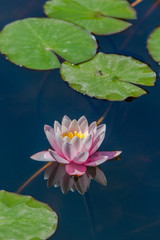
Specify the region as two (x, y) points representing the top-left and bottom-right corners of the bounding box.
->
(63, 131), (87, 139)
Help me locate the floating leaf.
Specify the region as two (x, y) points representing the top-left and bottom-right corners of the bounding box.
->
(60, 52), (156, 101)
(0, 18), (97, 70)
(0, 190), (58, 240)
(44, 0), (136, 35)
(147, 26), (160, 63)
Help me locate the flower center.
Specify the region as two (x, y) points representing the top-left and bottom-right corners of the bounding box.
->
(63, 131), (87, 140)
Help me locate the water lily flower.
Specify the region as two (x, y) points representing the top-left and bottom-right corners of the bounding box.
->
(31, 115), (121, 194)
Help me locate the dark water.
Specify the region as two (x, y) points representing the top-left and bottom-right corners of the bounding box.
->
(0, 0), (160, 239)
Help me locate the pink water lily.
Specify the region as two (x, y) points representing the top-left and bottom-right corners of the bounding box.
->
(31, 115), (121, 178)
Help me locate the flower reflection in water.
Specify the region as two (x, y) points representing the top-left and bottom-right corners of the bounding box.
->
(31, 116), (121, 194)
(44, 162), (108, 194)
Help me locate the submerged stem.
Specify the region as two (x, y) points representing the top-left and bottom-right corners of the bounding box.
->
(17, 162), (52, 193)
(96, 102), (113, 125)
(131, 0), (143, 7)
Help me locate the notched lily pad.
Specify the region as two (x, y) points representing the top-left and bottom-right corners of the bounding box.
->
(44, 0), (136, 35)
(60, 52), (156, 101)
(147, 26), (160, 63)
(0, 190), (58, 240)
(0, 18), (97, 70)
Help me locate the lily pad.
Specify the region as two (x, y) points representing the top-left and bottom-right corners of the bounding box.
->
(44, 0), (136, 35)
(0, 190), (58, 240)
(147, 26), (160, 63)
(60, 52), (156, 101)
(0, 18), (97, 70)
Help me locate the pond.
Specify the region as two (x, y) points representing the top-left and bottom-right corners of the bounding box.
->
(0, 0), (160, 239)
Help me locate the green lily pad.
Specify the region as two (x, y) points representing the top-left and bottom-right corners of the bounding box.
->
(0, 18), (97, 70)
(44, 0), (136, 35)
(147, 26), (160, 63)
(60, 52), (156, 101)
(0, 190), (58, 240)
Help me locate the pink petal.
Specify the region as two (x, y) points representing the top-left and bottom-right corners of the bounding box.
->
(62, 142), (77, 160)
(79, 119), (88, 133)
(49, 150), (69, 164)
(62, 125), (68, 135)
(78, 116), (87, 125)
(55, 134), (64, 149)
(44, 124), (54, 137)
(95, 124), (106, 138)
(70, 136), (82, 152)
(61, 115), (71, 129)
(89, 131), (105, 156)
(91, 151), (122, 160)
(88, 121), (97, 136)
(56, 127), (61, 136)
(66, 163), (86, 176)
(44, 125), (60, 152)
(54, 121), (61, 134)
(81, 133), (93, 152)
(31, 151), (55, 161)
(85, 156), (108, 166)
(69, 119), (80, 132)
(73, 151), (89, 164)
